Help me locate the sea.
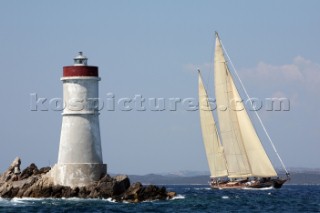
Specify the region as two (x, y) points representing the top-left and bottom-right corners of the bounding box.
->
(0, 185), (319, 213)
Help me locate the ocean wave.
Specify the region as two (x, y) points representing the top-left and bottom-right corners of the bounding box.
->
(104, 197), (117, 203)
(243, 186), (274, 191)
(170, 194), (185, 200)
(11, 197), (47, 201)
(104, 198), (165, 204)
(0, 197), (10, 203)
(11, 197), (30, 204)
(1, 186), (319, 211)
(61, 197), (102, 201)
(194, 187), (211, 191)
(0, 197), (8, 201)
(7, 197), (104, 206)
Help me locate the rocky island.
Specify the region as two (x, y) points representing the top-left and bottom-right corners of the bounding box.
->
(0, 157), (176, 203)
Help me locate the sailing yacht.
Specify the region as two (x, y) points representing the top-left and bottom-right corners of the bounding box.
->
(198, 33), (289, 189)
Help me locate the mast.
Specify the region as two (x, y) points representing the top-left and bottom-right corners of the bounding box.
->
(198, 70), (228, 178)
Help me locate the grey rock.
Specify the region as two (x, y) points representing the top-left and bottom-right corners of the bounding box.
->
(0, 158), (175, 202)
(20, 163), (39, 180)
(0, 157), (21, 183)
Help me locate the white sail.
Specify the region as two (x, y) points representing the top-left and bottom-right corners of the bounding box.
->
(198, 72), (228, 178)
(214, 33), (277, 178)
(229, 68), (277, 177)
(214, 35), (251, 178)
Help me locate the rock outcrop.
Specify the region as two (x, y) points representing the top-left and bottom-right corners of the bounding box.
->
(0, 158), (176, 202)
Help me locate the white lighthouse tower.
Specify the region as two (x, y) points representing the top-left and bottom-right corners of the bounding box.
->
(51, 52), (106, 188)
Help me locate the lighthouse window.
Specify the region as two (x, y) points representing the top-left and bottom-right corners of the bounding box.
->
(74, 59), (83, 64)
(74, 54), (88, 65)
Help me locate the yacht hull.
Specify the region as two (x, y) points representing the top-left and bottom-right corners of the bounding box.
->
(211, 178), (287, 190)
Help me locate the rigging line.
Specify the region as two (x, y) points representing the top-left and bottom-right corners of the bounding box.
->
(219, 39), (289, 176)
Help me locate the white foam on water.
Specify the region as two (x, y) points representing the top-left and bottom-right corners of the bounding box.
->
(170, 194), (185, 200)
(103, 198), (135, 204)
(10, 197), (103, 204)
(61, 197), (101, 201)
(222, 196), (229, 199)
(142, 199), (160, 203)
(11, 197), (29, 203)
(194, 187), (211, 191)
(243, 186), (274, 191)
(104, 197), (117, 203)
(11, 197), (59, 201)
(62, 197), (83, 200)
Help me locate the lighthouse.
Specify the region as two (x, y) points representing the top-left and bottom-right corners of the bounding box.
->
(51, 52), (106, 188)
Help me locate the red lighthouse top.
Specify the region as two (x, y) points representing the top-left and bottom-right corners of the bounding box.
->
(63, 52), (99, 77)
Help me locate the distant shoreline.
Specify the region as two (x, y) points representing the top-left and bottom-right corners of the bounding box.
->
(126, 171), (320, 185)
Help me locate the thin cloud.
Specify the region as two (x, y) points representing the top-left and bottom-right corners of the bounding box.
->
(240, 56), (320, 113)
(242, 56), (320, 91)
(186, 57), (320, 112)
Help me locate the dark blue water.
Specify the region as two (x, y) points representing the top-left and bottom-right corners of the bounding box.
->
(1, 185), (319, 212)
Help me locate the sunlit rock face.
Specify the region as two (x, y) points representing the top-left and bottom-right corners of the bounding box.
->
(0, 158), (176, 202)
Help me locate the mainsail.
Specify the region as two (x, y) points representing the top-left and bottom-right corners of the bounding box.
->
(199, 33), (277, 180)
(198, 72), (228, 178)
(214, 35), (251, 178)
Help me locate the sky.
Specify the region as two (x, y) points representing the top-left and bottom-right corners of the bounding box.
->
(0, 0), (319, 175)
